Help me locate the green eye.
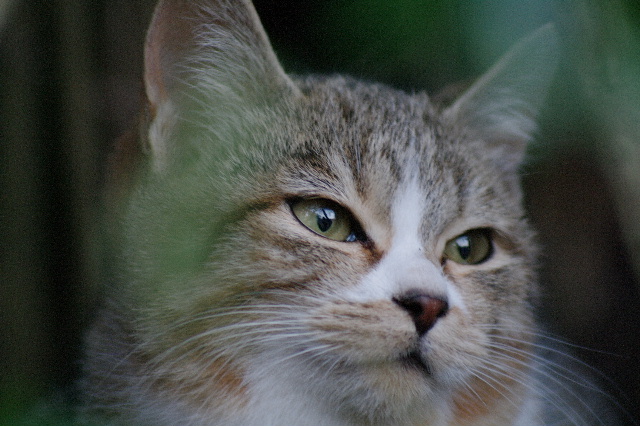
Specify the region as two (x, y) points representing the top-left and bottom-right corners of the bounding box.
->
(291, 198), (359, 242)
(443, 229), (493, 265)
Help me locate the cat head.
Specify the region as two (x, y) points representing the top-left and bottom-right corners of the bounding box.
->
(106, 0), (558, 424)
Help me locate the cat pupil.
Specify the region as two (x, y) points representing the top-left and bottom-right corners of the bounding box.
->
(315, 208), (335, 233)
(456, 236), (472, 260)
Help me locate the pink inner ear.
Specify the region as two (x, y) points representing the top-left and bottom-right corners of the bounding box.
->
(144, 0), (198, 111)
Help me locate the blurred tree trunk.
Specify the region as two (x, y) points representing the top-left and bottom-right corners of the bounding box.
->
(1, 2), (52, 416)
(0, 0), (155, 419)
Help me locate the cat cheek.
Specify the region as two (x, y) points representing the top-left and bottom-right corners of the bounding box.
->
(425, 311), (488, 356)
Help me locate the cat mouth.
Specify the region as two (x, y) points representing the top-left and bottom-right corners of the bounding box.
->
(399, 350), (432, 376)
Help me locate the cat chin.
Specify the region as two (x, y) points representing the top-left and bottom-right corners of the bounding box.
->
(240, 343), (470, 425)
(244, 368), (450, 426)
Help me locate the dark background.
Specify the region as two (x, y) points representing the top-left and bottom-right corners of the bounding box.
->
(1, 0), (639, 424)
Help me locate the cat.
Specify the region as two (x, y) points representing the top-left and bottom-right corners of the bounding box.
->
(81, 0), (613, 425)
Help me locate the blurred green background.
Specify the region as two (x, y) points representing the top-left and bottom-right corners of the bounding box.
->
(1, 0), (639, 424)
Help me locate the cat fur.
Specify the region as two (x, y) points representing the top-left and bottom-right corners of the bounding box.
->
(82, 1), (612, 425)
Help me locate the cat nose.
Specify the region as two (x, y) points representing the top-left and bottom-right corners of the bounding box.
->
(393, 292), (449, 336)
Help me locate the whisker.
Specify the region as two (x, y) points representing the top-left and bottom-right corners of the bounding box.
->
(485, 340), (604, 394)
(483, 350), (601, 425)
(478, 324), (625, 358)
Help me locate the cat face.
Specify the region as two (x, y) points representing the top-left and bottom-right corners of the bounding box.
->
(131, 78), (538, 422)
(86, 1), (558, 425)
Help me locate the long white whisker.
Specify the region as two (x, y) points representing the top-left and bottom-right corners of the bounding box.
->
(479, 330), (618, 426)
(485, 341), (603, 394)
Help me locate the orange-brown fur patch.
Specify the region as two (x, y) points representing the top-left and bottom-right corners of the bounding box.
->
(152, 354), (249, 411)
(201, 357), (248, 400)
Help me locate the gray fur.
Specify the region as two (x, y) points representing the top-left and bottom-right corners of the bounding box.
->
(82, 1), (613, 425)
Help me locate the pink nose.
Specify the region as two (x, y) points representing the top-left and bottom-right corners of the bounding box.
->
(393, 292), (449, 335)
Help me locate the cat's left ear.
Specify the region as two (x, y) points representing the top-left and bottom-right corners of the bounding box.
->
(444, 25), (559, 169)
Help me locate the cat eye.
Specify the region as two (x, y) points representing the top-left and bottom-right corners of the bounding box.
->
(443, 229), (493, 265)
(291, 198), (362, 242)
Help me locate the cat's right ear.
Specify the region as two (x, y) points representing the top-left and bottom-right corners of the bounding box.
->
(143, 0), (298, 170)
